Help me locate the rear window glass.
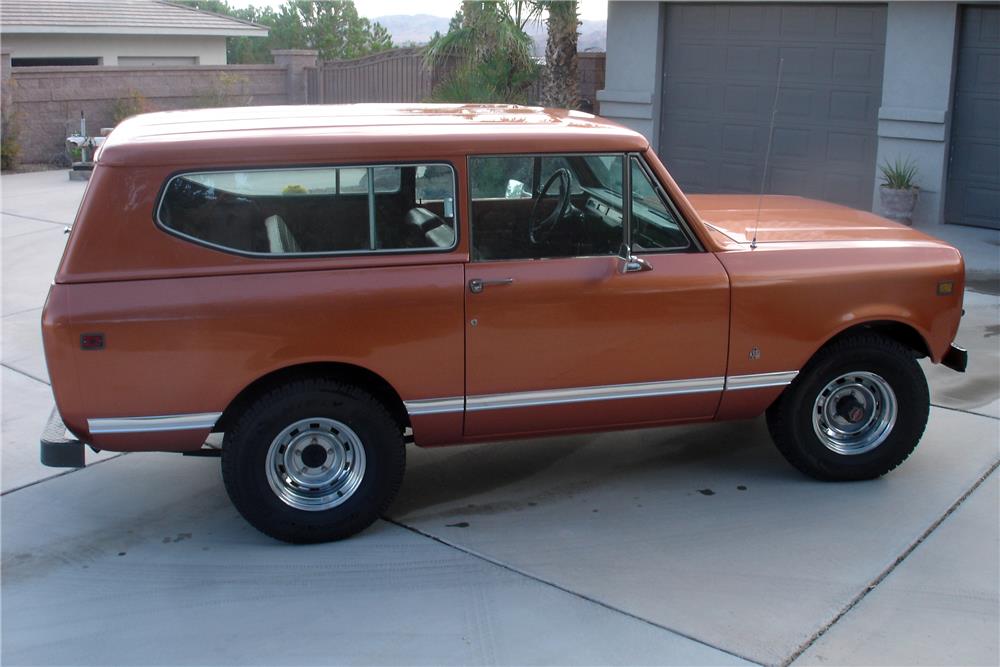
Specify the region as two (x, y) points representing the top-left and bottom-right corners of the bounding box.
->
(157, 164), (454, 255)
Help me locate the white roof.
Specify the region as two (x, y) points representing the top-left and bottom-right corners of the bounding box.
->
(0, 0), (268, 37)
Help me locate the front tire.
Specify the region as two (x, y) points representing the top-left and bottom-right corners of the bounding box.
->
(766, 333), (929, 481)
(221, 379), (405, 543)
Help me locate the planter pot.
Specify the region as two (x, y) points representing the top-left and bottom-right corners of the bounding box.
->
(879, 186), (919, 225)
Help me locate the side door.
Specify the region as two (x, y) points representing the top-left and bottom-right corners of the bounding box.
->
(464, 152), (730, 439)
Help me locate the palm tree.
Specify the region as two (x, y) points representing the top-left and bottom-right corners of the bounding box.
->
(540, 0), (579, 108)
(424, 1), (540, 103)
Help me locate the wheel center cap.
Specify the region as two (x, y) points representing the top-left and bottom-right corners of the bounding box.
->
(301, 443), (328, 468)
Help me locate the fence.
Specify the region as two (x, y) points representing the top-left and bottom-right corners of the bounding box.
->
(3, 62), (287, 165)
(2, 47), (606, 168)
(307, 47), (444, 105)
(307, 48), (606, 111)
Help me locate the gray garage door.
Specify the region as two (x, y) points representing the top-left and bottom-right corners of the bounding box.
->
(660, 3), (886, 210)
(945, 5), (1000, 229)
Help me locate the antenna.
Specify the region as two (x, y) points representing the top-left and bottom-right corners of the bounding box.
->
(751, 58), (784, 250)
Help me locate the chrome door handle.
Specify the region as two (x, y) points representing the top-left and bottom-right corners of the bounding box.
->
(468, 278), (514, 294)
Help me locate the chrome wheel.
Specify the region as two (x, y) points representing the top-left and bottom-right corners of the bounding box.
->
(812, 371), (897, 456)
(265, 417), (366, 511)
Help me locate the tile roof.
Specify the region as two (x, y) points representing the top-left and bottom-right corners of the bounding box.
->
(0, 0), (268, 36)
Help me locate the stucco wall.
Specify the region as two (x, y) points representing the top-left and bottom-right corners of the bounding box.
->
(595, 2), (663, 145)
(874, 2), (959, 226)
(2, 34), (228, 65)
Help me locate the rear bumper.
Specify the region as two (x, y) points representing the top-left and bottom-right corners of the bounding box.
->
(942, 343), (968, 373)
(40, 407), (85, 468)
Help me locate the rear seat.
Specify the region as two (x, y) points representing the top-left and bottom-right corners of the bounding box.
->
(405, 207), (455, 249)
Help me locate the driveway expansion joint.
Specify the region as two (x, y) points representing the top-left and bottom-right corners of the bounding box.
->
(782, 458), (1000, 666)
(0, 452), (127, 496)
(930, 402), (1000, 421)
(1, 362), (50, 386)
(384, 515), (761, 666)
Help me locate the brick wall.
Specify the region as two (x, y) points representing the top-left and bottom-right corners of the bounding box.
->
(6, 64), (287, 164)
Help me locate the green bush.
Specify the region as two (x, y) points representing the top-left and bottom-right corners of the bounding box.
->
(112, 90), (151, 124)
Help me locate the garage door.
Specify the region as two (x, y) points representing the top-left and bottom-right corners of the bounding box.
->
(660, 3), (886, 210)
(945, 5), (1000, 229)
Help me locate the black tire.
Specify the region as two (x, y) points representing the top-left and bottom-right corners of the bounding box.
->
(221, 378), (405, 543)
(766, 333), (929, 481)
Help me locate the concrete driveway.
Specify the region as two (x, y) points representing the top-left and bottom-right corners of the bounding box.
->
(2, 170), (998, 666)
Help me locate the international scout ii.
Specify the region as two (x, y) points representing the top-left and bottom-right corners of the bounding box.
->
(40, 104), (967, 542)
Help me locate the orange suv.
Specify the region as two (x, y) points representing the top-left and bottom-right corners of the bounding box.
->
(40, 104), (967, 542)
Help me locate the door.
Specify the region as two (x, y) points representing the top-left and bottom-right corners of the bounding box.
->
(464, 153), (730, 438)
(945, 5), (1000, 229)
(660, 3), (886, 209)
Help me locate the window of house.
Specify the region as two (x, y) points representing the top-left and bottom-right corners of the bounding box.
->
(157, 164), (456, 255)
(469, 154), (623, 261)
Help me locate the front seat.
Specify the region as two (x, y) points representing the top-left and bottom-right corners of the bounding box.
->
(264, 214), (301, 254)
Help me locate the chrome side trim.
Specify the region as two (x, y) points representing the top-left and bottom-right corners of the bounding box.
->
(403, 397), (465, 416)
(466, 377), (725, 412)
(88, 412), (222, 435)
(725, 371), (799, 391)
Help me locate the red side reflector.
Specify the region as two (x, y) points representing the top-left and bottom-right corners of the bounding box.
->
(80, 333), (104, 350)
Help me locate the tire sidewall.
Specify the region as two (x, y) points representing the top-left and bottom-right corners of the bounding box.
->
(224, 384), (403, 542)
(786, 343), (928, 478)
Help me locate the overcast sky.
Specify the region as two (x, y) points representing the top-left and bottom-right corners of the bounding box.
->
(225, 0), (609, 21)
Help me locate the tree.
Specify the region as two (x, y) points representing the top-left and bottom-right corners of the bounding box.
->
(424, 1), (540, 103)
(539, 0), (579, 108)
(173, 0), (393, 63)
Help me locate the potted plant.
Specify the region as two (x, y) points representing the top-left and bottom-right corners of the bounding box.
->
(879, 157), (919, 225)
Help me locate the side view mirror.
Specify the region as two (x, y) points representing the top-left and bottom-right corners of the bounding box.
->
(618, 255), (653, 274)
(505, 179), (526, 199)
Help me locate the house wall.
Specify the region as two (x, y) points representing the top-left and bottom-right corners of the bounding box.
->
(874, 2), (959, 226)
(2, 34), (228, 65)
(595, 1), (663, 145)
(600, 0), (970, 226)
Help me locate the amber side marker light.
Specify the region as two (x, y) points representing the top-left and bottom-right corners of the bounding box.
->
(80, 333), (105, 350)
(937, 281), (954, 296)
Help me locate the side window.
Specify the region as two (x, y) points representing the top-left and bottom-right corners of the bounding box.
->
(629, 157), (691, 252)
(469, 154), (624, 261)
(158, 164), (456, 255)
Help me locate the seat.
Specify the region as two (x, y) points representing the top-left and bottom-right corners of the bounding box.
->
(264, 214), (301, 254)
(404, 207), (455, 249)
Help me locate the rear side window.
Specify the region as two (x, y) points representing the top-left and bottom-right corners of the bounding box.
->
(157, 164), (456, 255)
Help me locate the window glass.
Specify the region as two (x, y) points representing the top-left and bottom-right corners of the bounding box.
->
(469, 154), (624, 261)
(629, 158), (690, 252)
(158, 164), (455, 255)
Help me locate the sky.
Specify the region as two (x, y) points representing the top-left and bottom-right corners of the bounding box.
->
(225, 0), (609, 21)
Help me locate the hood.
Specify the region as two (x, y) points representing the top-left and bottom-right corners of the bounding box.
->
(687, 194), (934, 245)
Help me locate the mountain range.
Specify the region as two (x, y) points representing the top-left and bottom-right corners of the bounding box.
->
(373, 14), (607, 53)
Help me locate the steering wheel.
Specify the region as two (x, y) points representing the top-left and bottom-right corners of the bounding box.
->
(529, 168), (572, 243)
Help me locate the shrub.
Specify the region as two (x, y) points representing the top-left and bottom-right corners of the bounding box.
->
(111, 90), (151, 124)
(879, 157), (919, 190)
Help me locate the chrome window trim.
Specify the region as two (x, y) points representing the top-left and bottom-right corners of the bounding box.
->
(89, 412), (222, 434)
(154, 162), (459, 258)
(628, 153), (702, 253)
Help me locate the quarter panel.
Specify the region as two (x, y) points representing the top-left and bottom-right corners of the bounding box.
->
(63, 264), (465, 451)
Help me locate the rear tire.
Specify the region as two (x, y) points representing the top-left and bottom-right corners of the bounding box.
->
(766, 333), (929, 481)
(221, 379), (405, 543)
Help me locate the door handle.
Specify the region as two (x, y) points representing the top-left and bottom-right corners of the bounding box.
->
(469, 278), (514, 294)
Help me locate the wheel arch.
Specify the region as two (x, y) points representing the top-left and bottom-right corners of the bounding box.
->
(214, 362), (410, 435)
(816, 319), (932, 362)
